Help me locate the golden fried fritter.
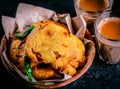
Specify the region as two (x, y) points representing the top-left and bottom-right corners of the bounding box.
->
(25, 20), (69, 64)
(32, 64), (64, 80)
(10, 39), (23, 63)
(25, 20), (85, 76)
(51, 34), (85, 76)
(10, 39), (26, 73)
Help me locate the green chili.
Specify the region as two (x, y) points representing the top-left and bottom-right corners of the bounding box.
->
(24, 56), (33, 81)
(15, 25), (35, 39)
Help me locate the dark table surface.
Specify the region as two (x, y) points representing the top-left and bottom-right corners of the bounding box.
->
(0, 0), (120, 89)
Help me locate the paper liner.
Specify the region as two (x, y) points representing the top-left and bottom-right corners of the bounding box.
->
(2, 16), (17, 39)
(0, 3), (95, 88)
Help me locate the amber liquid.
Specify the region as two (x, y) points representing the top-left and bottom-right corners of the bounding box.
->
(77, 0), (109, 12)
(98, 17), (120, 40)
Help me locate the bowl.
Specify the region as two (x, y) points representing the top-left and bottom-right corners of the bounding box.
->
(0, 29), (95, 89)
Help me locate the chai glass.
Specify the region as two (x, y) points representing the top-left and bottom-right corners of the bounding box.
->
(74, 0), (114, 25)
(94, 10), (120, 64)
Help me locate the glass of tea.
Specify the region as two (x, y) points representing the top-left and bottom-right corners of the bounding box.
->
(74, 0), (114, 24)
(94, 10), (120, 64)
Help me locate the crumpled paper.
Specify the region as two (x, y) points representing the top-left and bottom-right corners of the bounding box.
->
(0, 3), (95, 88)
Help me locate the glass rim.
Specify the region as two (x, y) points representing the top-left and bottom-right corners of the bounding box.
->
(94, 11), (120, 47)
(74, 0), (114, 13)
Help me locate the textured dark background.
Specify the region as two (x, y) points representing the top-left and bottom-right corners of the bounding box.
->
(0, 0), (120, 89)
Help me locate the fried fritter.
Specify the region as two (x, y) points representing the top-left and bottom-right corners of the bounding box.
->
(51, 34), (85, 76)
(10, 39), (23, 63)
(10, 38), (26, 73)
(32, 64), (64, 80)
(25, 20), (69, 64)
(25, 20), (85, 76)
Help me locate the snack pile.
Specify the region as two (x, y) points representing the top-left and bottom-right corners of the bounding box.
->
(9, 20), (86, 81)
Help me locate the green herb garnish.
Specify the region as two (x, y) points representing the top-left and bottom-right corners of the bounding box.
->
(24, 56), (33, 81)
(15, 25), (35, 39)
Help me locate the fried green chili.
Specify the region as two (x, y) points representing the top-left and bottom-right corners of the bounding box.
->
(24, 56), (33, 81)
(15, 25), (35, 39)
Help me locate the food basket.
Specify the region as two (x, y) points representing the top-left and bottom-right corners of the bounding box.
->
(0, 3), (95, 89)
